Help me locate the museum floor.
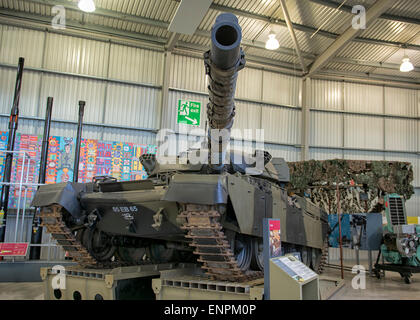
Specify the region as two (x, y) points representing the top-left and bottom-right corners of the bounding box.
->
(0, 266), (418, 300)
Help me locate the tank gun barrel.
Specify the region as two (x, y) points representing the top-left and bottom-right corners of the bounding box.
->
(204, 13), (245, 172)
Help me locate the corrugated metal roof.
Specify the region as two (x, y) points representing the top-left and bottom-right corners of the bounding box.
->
(0, 0), (419, 82)
(213, 0), (281, 17)
(285, 0), (353, 35)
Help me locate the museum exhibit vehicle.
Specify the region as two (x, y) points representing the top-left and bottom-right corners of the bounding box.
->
(374, 194), (420, 284)
(31, 13), (329, 283)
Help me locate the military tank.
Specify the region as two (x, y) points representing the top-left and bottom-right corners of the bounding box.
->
(32, 13), (329, 281)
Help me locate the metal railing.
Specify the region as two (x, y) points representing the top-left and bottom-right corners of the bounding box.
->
(0, 149), (65, 261)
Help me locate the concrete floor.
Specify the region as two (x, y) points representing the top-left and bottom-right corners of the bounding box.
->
(324, 266), (420, 300)
(0, 265), (419, 300)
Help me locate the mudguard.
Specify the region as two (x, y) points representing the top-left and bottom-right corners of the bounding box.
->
(31, 182), (84, 218)
(163, 174), (228, 205)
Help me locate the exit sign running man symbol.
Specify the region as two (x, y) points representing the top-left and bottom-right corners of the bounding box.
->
(177, 100), (201, 126)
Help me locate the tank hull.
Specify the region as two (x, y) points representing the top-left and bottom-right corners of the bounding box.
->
(32, 172), (328, 250)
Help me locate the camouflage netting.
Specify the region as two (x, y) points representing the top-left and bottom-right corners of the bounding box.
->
(287, 159), (414, 214)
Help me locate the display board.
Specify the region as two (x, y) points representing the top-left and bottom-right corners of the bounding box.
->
(271, 255), (318, 283)
(0, 131), (157, 209)
(269, 254), (319, 300)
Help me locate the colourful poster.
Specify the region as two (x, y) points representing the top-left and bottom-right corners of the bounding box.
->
(111, 142), (123, 180)
(56, 137), (75, 183)
(0, 131), (157, 209)
(96, 141), (113, 176)
(45, 136), (60, 184)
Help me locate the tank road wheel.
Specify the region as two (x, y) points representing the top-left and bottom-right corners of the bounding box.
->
(116, 247), (147, 264)
(228, 233), (252, 271)
(147, 244), (177, 263)
(311, 248), (323, 273)
(87, 227), (116, 262)
(300, 247), (312, 267)
(251, 238), (264, 271)
(75, 228), (89, 248)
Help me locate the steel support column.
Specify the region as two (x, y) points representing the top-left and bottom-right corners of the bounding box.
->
(301, 78), (311, 160)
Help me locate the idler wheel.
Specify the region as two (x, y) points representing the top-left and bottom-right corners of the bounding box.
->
(86, 227), (116, 262)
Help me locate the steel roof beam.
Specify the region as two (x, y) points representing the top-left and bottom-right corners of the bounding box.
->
(279, 0), (308, 73)
(206, 1), (420, 51)
(26, 0), (420, 52)
(165, 32), (181, 51)
(310, 0), (420, 26)
(2, 6), (416, 76)
(307, 0), (395, 77)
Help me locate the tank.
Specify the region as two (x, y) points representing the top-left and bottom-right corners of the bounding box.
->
(32, 13), (329, 281)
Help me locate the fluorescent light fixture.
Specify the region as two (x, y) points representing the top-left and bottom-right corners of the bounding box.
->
(400, 55), (414, 72)
(265, 33), (279, 50)
(78, 0), (95, 13)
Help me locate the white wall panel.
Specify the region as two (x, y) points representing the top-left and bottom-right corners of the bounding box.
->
(0, 25), (45, 67)
(384, 119), (418, 152)
(265, 144), (300, 162)
(385, 87), (418, 117)
(44, 33), (109, 77)
(105, 84), (159, 129)
(343, 150), (384, 161)
(406, 188), (420, 218)
(310, 112), (343, 147)
(236, 67), (262, 101)
(261, 105), (301, 144)
(343, 82), (383, 114)
(109, 44), (163, 85)
(0, 68), (40, 117)
(262, 71), (301, 107)
(344, 115), (383, 149)
(41, 74), (106, 123)
(231, 101), (261, 139)
(170, 54), (206, 92)
(311, 79), (342, 110)
(102, 127), (156, 145)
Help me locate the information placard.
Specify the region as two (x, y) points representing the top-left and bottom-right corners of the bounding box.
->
(263, 218), (281, 300)
(0, 243), (29, 256)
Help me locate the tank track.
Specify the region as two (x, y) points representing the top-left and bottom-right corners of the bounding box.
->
(317, 237), (329, 274)
(179, 204), (263, 282)
(39, 205), (145, 269)
(39, 205), (97, 267)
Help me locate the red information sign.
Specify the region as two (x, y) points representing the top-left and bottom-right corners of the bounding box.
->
(269, 220), (280, 231)
(0, 243), (29, 256)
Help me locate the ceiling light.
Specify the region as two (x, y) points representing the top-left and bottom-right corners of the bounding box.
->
(400, 55), (414, 72)
(265, 33), (279, 50)
(78, 0), (95, 13)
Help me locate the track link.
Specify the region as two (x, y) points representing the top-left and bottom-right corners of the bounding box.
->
(179, 204), (262, 282)
(317, 237), (329, 274)
(39, 205), (97, 266)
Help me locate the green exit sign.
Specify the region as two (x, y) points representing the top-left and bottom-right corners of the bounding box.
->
(177, 100), (201, 126)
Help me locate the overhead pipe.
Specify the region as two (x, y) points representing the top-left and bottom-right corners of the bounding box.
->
(30, 97), (53, 259)
(73, 101), (85, 183)
(0, 57), (24, 243)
